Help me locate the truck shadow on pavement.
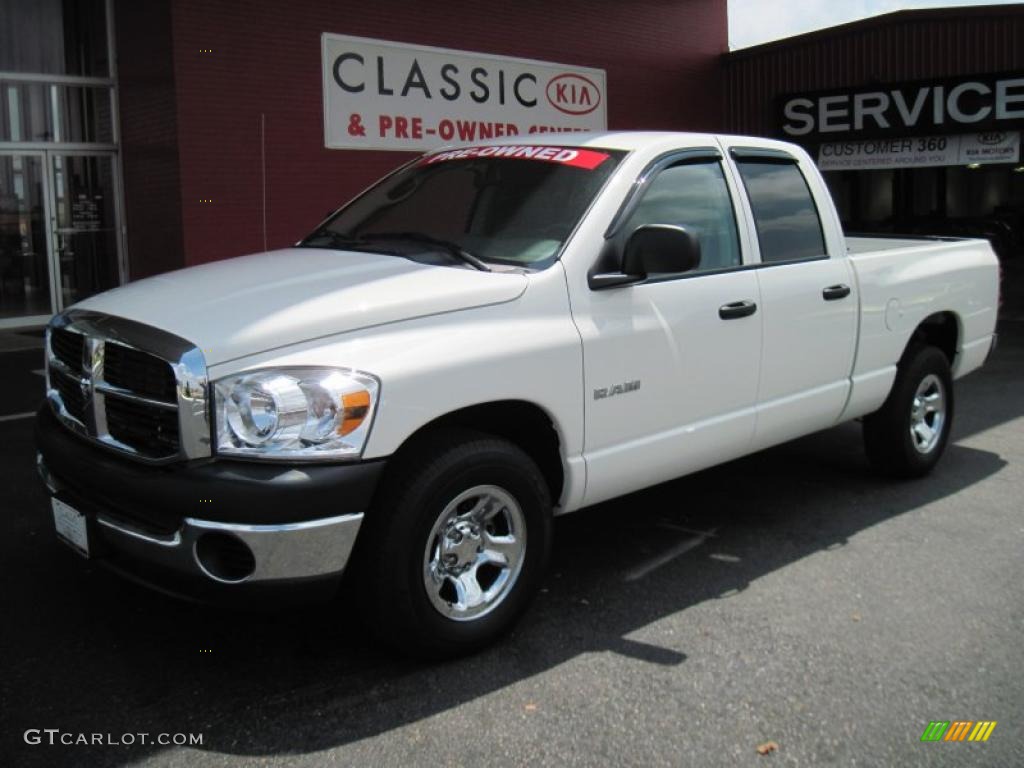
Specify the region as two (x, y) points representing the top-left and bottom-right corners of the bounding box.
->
(2, 412), (1010, 766)
(3, 327), (1020, 766)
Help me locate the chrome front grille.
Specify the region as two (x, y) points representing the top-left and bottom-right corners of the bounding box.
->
(105, 395), (180, 456)
(45, 311), (211, 463)
(104, 341), (179, 402)
(50, 327), (86, 373)
(50, 363), (89, 423)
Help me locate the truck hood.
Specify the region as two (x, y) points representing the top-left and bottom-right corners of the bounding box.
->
(74, 248), (528, 364)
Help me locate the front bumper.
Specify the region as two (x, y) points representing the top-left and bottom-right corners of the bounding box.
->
(35, 406), (385, 603)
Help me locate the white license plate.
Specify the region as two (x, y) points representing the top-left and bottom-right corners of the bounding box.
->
(52, 498), (90, 557)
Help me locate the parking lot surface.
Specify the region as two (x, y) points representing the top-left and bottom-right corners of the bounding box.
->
(1, 320), (1021, 767)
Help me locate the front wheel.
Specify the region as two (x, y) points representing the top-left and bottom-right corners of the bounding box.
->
(357, 429), (552, 658)
(863, 345), (954, 478)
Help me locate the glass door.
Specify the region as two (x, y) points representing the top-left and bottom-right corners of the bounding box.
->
(0, 151), (123, 324)
(1, 0), (124, 326)
(0, 152), (53, 322)
(49, 152), (121, 309)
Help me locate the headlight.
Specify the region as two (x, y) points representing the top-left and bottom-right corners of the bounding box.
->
(213, 368), (379, 460)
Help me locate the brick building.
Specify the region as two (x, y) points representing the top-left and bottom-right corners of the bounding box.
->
(0, 0), (725, 326)
(725, 4), (1024, 263)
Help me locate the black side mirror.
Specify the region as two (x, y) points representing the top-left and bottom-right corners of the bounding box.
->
(622, 224), (701, 278)
(588, 224), (701, 289)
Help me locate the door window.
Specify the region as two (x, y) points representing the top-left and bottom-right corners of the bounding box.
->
(0, 154), (52, 319)
(622, 160), (741, 274)
(735, 160), (826, 263)
(51, 154), (119, 306)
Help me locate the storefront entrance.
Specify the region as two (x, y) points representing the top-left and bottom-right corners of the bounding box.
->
(0, 150), (122, 324)
(1, 0), (124, 327)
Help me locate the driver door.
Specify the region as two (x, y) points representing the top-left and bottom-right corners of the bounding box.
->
(578, 151), (763, 506)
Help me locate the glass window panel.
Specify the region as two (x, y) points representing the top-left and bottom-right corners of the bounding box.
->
(1, 81), (113, 143)
(622, 160), (742, 274)
(0, 0), (110, 77)
(312, 151), (625, 267)
(0, 154), (52, 318)
(52, 153), (119, 305)
(736, 160), (826, 263)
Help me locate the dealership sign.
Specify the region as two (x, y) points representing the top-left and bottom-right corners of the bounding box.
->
(321, 33), (607, 151)
(817, 131), (1020, 171)
(779, 72), (1024, 140)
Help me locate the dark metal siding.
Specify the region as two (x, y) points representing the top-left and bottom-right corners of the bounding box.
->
(724, 5), (1024, 138)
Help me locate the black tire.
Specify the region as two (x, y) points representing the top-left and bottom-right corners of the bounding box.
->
(863, 344), (954, 479)
(355, 428), (552, 659)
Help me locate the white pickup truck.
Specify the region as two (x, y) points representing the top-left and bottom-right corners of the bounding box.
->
(36, 132), (999, 656)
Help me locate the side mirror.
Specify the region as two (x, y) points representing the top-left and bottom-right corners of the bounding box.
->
(622, 224), (701, 278)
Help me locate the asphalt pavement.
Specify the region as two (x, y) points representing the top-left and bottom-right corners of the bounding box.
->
(0, 318), (1021, 767)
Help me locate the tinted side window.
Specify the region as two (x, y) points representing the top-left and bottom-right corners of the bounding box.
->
(735, 160), (826, 263)
(623, 160), (741, 274)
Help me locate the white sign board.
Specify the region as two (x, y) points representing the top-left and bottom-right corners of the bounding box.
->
(818, 131), (1020, 171)
(959, 131), (1020, 165)
(322, 33), (607, 151)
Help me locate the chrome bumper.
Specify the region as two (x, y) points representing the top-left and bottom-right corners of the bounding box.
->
(98, 511), (365, 584)
(38, 454), (364, 586)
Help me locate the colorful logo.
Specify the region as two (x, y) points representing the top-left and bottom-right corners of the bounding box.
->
(921, 721), (997, 742)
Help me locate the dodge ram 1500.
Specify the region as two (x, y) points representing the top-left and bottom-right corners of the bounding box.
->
(36, 133), (1000, 656)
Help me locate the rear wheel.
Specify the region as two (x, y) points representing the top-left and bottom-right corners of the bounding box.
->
(863, 345), (954, 478)
(357, 429), (552, 658)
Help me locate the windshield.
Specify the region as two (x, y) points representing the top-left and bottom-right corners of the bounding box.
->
(301, 145), (625, 269)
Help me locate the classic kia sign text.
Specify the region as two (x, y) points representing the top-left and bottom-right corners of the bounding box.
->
(322, 33), (607, 151)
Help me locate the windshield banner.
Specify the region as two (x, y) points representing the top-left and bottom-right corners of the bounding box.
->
(422, 145), (611, 169)
(322, 33), (607, 151)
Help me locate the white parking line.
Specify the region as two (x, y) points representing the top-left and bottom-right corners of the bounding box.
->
(0, 411), (36, 423)
(656, 522), (719, 538)
(624, 527), (718, 582)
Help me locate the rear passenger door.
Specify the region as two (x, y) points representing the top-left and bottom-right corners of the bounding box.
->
(725, 145), (858, 450)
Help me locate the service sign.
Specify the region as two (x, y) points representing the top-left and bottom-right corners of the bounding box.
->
(817, 131), (1020, 171)
(779, 71), (1024, 141)
(322, 33), (607, 151)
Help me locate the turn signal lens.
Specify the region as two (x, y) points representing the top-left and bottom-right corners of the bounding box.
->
(340, 390), (372, 436)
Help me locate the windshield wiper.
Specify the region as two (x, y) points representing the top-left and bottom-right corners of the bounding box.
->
(361, 232), (492, 272)
(299, 230), (374, 250)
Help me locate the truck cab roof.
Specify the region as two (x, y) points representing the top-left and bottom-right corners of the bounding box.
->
(433, 130), (803, 154)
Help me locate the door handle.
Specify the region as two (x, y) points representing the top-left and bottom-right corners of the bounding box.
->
(719, 300), (757, 320)
(822, 284), (851, 300)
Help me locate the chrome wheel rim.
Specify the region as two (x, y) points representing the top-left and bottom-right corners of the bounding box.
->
(423, 485), (526, 622)
(909, 373), (946, 454)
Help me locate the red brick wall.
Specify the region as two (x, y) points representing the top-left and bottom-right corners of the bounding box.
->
(155, 0), (725, 266)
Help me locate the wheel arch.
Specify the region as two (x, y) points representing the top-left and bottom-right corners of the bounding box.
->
(380, 399), (566, 506)
(903, 311), (960, 366)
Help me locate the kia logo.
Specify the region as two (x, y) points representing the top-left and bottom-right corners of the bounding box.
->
(977, 132), (1006, 145)
(546, 73), (600, 116)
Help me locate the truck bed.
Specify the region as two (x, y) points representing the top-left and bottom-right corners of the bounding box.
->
(845, 233), (981, 256)
(842, 232), (999, 412)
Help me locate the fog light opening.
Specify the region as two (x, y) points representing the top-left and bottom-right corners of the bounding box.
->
(194, 532), (256, 583)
